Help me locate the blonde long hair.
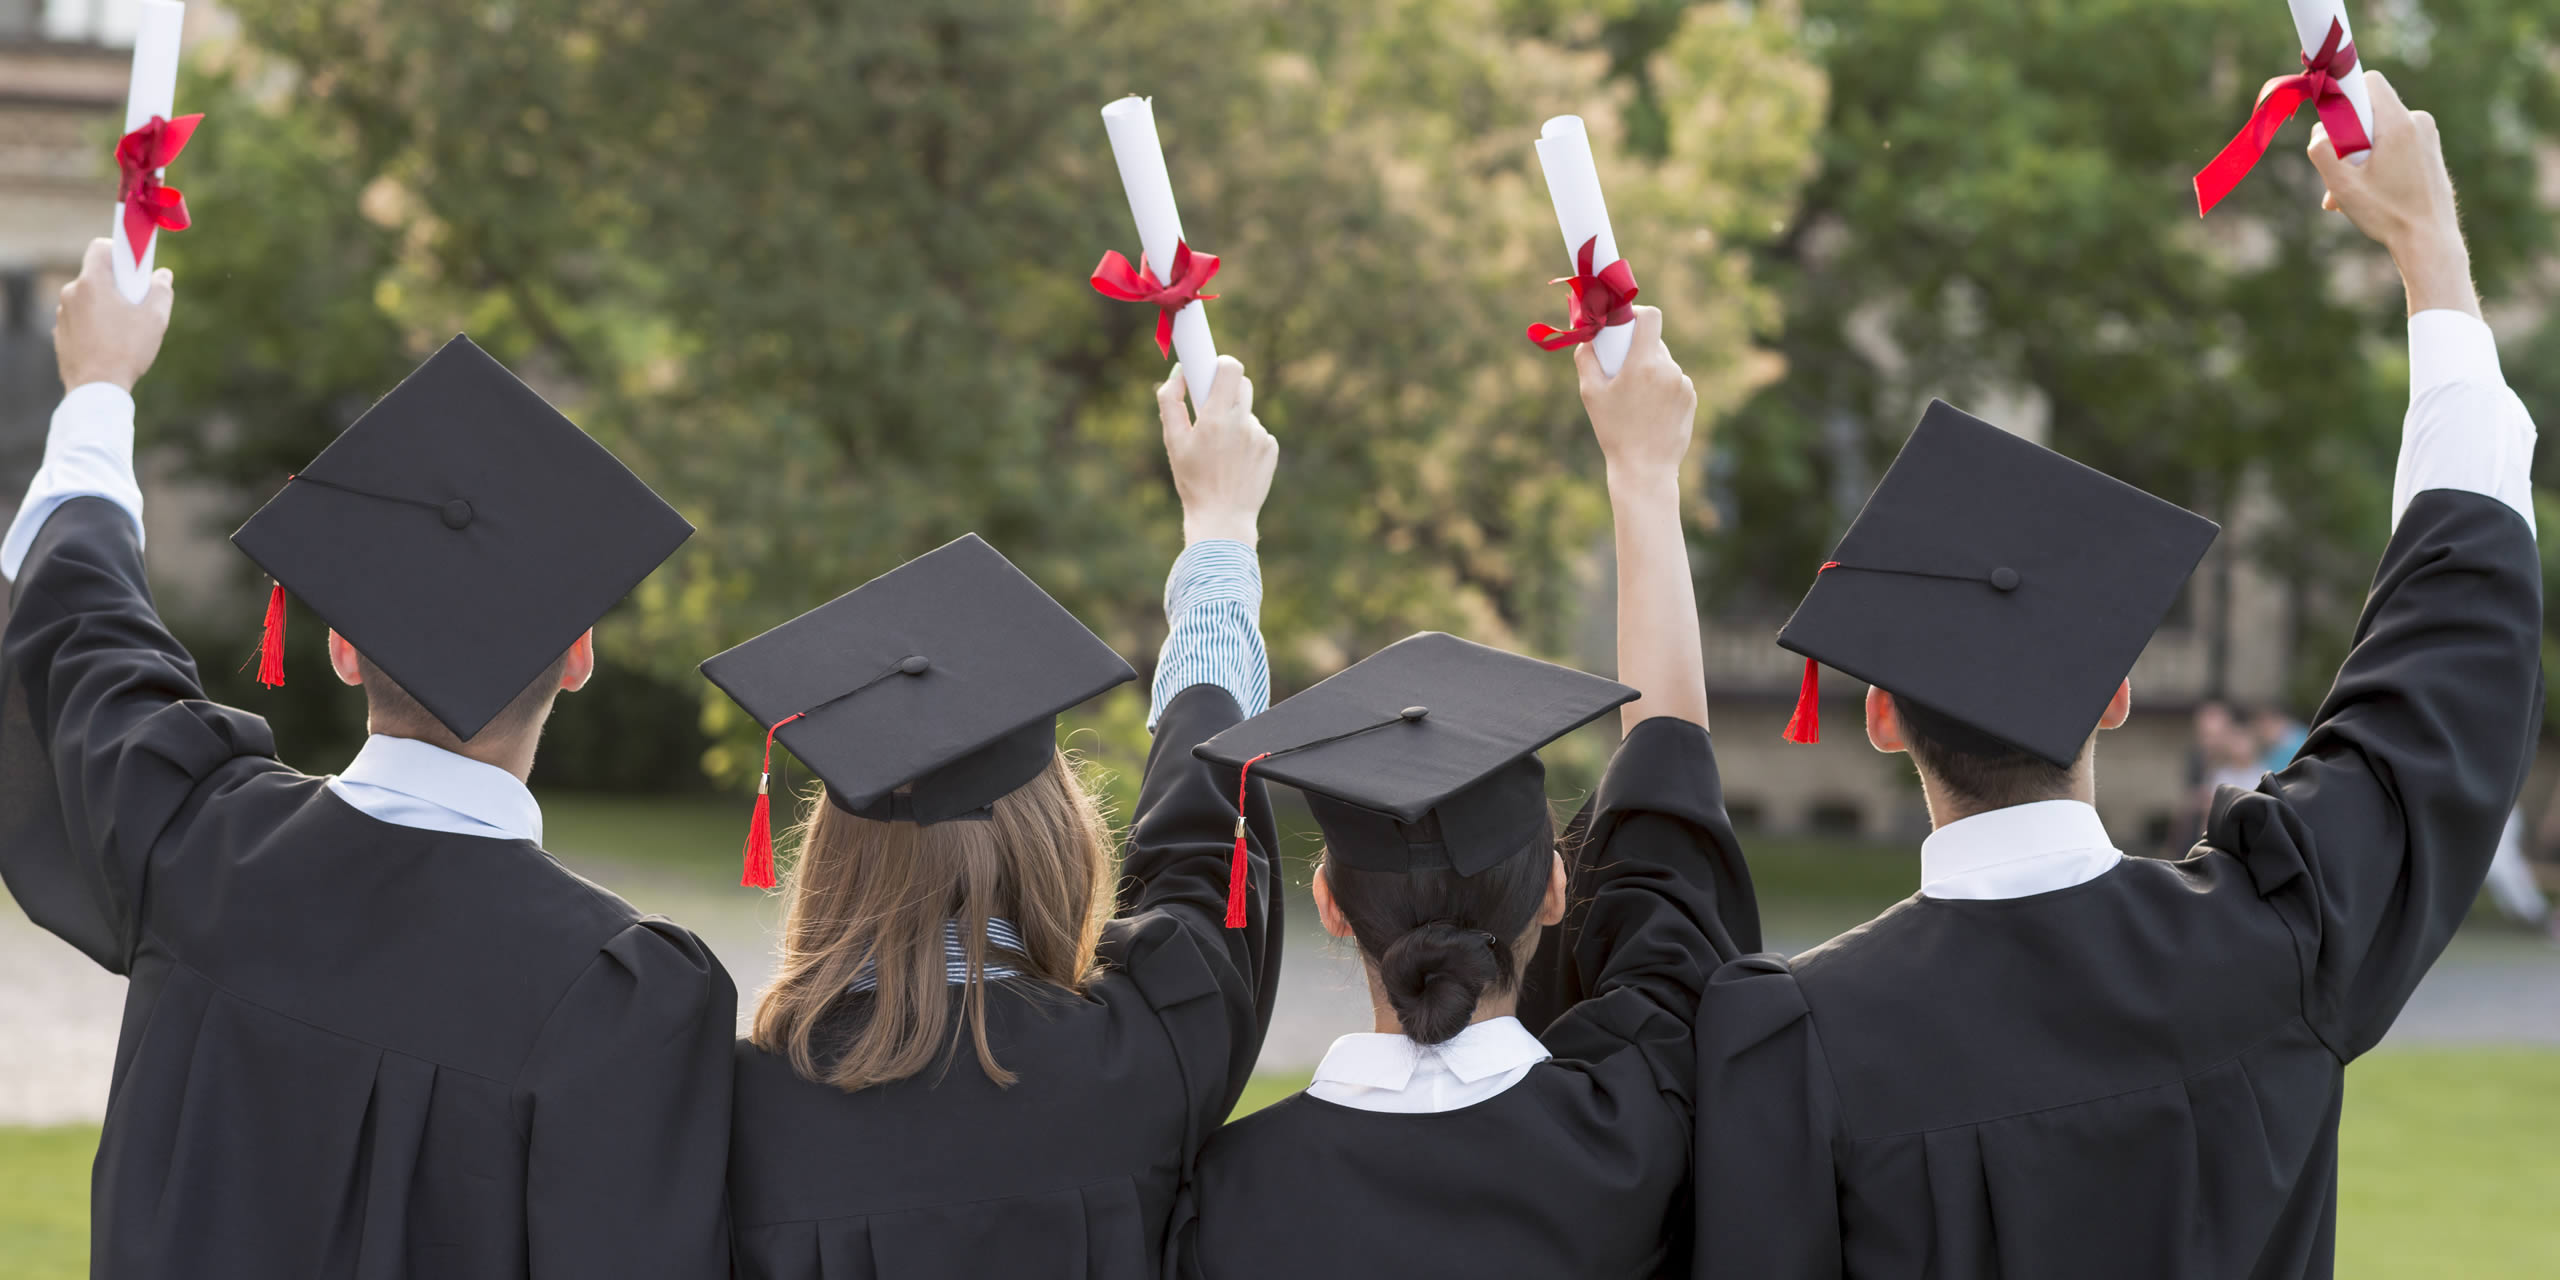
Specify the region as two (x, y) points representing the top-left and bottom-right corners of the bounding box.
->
(749, 750), (1116, 1090)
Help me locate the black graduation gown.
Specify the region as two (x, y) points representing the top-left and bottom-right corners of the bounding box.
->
(1177, 716), (1762, 1280)
(0, 499), (739, 1278)
(1691, 488), (2545, 1280)
(725, 681), (1284, 1278)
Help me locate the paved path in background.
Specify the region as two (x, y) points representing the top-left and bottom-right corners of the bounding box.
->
(7, 872), (2555, 1126)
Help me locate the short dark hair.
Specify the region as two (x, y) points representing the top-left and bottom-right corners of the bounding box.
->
(1320, 811), (1557, 1047)
(1892, 693), (2080, 812)
(357, 649), (573, 749)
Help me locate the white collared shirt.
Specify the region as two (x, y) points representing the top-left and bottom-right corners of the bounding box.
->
(327, 733), (545, 844)
(1920, 799), (2123, 901)
(1307, 1015), (1553, 1114)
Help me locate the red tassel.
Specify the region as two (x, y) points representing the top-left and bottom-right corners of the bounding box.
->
(741, 783), (777, 889)
(255, 581), (287, 688)
(1225, 752), (1269, 929)
(740, 713), (802, 890)
(1782, 657), (1822, 745)
(1780, 561), (1841, 745)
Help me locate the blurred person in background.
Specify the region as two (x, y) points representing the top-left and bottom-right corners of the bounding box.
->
(2480, 777), (2560, 943)
(2252, 703), (2311, 772)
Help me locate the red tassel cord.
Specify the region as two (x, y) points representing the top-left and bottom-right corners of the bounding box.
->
(1782, 658), (1823, 745)
(1226, 752), (1271, 929)
(1781, 562), (1841, 745)
(250, 581), (287, 688)
(740, 713), (804, 889)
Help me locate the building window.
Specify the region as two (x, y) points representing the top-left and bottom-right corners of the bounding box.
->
(1806, 797), (1867, 839)
(34, 0), (143, 46)
(2, 272), (33, 338)
(1726, 798), (1767, 835)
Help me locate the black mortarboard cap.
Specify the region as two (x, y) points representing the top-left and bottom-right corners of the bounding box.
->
(230, 335), (694, 740)
(1193, 632), (1635, 878)
(700, 533), (1136, 883)
(1776, 400), (2219, 767)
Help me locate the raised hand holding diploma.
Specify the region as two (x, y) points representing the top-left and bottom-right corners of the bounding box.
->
(1094, 96), (1222, 408)
(2193, 1), (2374, 216)
(111, 0), (200, 304)
(1529, 115), (1638, 377)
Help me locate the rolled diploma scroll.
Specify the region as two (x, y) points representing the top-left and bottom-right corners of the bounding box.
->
(2288, 0), (2373, 165)
(1534, 116), (1632, 377)
(112, 0), (187, 303)
(1101, 97), (1219, 407)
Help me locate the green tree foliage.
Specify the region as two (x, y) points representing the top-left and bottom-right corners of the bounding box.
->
(1542, 0), (2553, 707)
(145, 0), (1822, 787)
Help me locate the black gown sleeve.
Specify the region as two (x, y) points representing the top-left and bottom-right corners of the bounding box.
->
(2209, 489), (2542, 1060)
(518, 918), (736, 1278)
(1101, 682), (1283, 1143)
(1689, 956), (1843, 1280)
(1535, 716), (1762, 1092)
(0, 498), (280, 972)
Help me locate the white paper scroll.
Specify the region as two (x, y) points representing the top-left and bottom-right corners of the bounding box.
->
(111, 0), (186, 303)
(1101, 96), (1219, 408)
(2288, 0), (2374, 163)
(1534, 115), (1632, 377)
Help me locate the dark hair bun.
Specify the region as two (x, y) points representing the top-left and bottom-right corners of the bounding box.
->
(1378, 921), (1503, 1046)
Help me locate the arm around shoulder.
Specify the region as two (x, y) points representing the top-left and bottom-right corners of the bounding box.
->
(519, 919), (736, 1277)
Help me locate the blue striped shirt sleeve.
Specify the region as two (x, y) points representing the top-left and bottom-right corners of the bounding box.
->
(1148, 538), (1270, 731)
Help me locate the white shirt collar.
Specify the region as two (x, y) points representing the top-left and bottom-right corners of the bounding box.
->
(1311, 1016), (1551, 1094)
(330, 734), (544, 844)
(1919, 799), (2122, 901)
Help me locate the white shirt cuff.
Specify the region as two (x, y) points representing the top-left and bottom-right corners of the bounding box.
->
(2407, 310), (2503, 398)
(2, 383), (146, 581)
(2392, 312), (2537, 535)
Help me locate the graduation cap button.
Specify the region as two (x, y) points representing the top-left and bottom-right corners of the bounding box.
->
(899, 655), (932, 675)
(1990, 567), (2021, 592)
(440, 499), (474, 530)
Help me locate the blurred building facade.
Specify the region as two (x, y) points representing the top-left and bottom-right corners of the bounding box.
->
(1, 0), (231, 616)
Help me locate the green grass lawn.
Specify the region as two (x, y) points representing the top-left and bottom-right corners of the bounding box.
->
(542, 789), (748, 883)
(0, 1126), (89, 1280)
(5, 1053), (2552, 1276)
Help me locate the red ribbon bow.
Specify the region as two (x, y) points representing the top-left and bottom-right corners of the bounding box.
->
(115, 113), (204, 265)
(1527, 236), (1640, 351)
(1090, 241), (1221, 359)
(2192, 19), (2369, 217)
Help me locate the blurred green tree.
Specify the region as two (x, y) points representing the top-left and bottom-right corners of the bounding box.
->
(145, 0), (1822, 790)
(1525, 0), (2554, 711)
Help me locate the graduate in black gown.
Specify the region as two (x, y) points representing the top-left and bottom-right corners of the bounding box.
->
(714, 356), (1286, 1278)
(0, 242), (733, 1277)
(1688, 77), (2545, 1279)
(1178, 310), (1761, 1280)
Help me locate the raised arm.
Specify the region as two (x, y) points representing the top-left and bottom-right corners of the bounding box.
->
(0, 241), (274, 973)
(1107, 356), (1284, 1120)
(2215, 74), (2543, 1059)
(1529, 314), (1759, 1075)
(1578, 307), (1708, 733)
